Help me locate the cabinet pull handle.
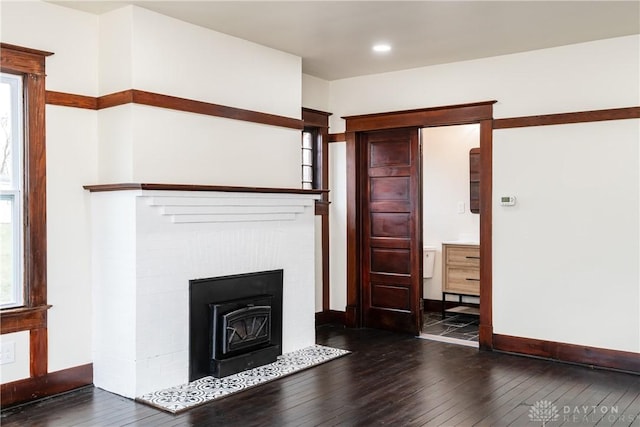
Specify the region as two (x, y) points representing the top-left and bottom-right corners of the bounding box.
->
(465, 278), (480, 281)
(465, 256), (480, 259)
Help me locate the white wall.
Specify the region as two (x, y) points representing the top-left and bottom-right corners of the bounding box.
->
(1, 1), (99, 377)
(130, 105), (301, 187)
(1, 1), (99, 96)
(302, 74), (331, 112)
(98, 5), (133, 95)
(422, 124), (480, 301)
(314, 216), (323, 312)
(131, 7), (301, 118)
(328, 35), (639, 353)
(0, 331), (29, 383)
(46, 106), (98, 371)
(328, 142), (347, 311)
(97, 6), (302, 188)
(493, 120), (639, 350)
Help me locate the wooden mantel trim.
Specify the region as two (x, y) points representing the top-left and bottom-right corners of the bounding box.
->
(83, 183), (328, 196)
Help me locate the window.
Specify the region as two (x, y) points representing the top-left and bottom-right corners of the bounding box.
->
(301, 108), (331, 313)
(0, 43), (50, 329)
(302, 128), (317, 189)
(0, 73), (24, 308)
(300, 108), (330, 192)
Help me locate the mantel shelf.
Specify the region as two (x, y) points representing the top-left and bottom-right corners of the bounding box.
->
(85, 184), (322, 224)
(83, 183), (328, 196)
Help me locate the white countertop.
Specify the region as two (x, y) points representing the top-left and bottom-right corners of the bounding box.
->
(442, 241), (480, 246)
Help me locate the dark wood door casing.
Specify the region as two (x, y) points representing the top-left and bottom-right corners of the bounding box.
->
(361, 128), (422, 335)
(344, 101), (495, 348)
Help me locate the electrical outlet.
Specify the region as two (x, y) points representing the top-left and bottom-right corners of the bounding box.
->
(0, 341), (16, 364)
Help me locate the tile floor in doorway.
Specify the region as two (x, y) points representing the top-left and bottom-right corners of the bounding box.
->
(422, 311), (479, 342)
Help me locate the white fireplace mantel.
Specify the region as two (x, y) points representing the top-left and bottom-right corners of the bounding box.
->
(86, 183), (322, 398)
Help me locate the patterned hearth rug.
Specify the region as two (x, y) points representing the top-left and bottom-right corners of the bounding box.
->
(137, 345), (350, 414)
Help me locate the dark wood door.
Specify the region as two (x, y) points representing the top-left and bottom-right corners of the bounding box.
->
(361, 127), (422, 334)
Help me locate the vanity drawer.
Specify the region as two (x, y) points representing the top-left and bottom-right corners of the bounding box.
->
(445, 245), (480, 267)
(444, 266), (480, 295)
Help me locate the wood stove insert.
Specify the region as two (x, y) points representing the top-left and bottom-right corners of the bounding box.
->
(189, 270), (283, 380)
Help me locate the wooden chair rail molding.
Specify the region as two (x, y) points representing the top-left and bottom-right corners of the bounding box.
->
(328, 133), (346, 142)
(493, 106), (640, 129)
(45, 91), (97, 109)
(47, 88), (639, 133)
(46, 89), (304, 130)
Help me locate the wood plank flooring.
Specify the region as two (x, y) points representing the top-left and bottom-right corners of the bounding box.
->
(1, 326), (639, 426)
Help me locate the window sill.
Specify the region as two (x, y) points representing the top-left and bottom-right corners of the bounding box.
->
(1, 305), (52, 334)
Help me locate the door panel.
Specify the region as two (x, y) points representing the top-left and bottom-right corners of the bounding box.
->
(370, 213), (411, 238)
(371, 283), (411, 310)
(370, 177), (410, 200)
(361, 128), (422, 334)
(370, 140), (411, 166)
(370, 248), (411, 274)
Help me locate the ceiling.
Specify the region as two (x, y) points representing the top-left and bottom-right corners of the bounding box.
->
(52, 1), (640, 81)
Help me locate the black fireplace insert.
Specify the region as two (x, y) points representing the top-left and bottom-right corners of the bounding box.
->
(189, 270), (283, 380)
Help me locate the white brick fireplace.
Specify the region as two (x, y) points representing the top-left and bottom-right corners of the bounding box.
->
(86, 184), (321, 398)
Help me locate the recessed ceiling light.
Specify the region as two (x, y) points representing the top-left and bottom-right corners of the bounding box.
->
(372, 44), (392, 53)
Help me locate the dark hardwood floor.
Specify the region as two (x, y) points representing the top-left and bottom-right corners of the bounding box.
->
(2, 326), (639, 426)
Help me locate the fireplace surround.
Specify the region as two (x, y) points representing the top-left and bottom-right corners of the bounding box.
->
(190, 270), (283, 380)
(86, 184), (320, 398)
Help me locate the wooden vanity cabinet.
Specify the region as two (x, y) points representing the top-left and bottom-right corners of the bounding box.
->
(442, 243), (480, 317)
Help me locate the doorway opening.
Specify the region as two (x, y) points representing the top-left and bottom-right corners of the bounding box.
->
(343, 101), (494, 349)
(421, 124), (481, 347)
